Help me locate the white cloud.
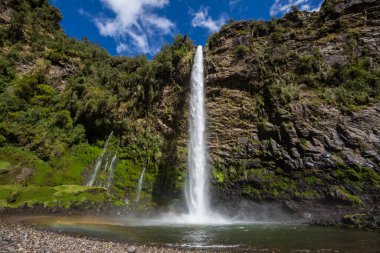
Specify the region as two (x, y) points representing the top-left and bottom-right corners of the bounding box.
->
(270, 0), (323, 17)
(84, 0), (175, 55)
(191, 7), (226, 33)
(116, 43), (128, 54)
(229, 0), (240, 9)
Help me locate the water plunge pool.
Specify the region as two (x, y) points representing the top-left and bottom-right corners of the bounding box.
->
(13, 215), (380, 252)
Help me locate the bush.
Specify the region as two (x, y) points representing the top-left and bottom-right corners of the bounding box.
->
(297, 55), (320, 74)
(47, 49), (68, 64)
(207, 33), (220, 49)
(270, 82), (301, 104)
(236, 45), (249, 58)
(250, 21), (268, 37)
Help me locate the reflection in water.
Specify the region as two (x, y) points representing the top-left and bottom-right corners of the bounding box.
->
(15, 215), (380, 253)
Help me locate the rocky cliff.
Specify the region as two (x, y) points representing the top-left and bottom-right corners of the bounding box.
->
(203, 0), (380, 217)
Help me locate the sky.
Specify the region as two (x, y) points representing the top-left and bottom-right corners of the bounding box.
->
(50, 0), (324, 57)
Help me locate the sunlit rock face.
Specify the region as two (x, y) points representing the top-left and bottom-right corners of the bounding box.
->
(203, 0), (380, 214)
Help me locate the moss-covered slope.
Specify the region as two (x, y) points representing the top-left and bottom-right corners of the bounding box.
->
(0, 0), (194, 210)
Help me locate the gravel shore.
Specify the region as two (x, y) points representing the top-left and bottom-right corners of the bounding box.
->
(0, 220), (233, 253)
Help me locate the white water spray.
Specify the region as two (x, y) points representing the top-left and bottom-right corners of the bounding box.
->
(106, 152), (117, 190)
(87, 132), (113, 187)
(185, 46), (210, 220)
(103, 155), (109, 172)
(136, 167), (146, 203)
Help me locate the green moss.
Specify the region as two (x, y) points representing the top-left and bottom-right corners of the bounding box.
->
(51, 144), (101, 185)
(334, 187), (363, 205)
(0, 146), (53, 186)
(243, 185), (261, 197)
(0, 185), (110, 209)
(0, 161), (10, 170)
(294, 190), (320, 199)
(212, 168), (224, 183)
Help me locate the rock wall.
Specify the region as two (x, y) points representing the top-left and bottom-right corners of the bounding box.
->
(204, 0), (380, 215)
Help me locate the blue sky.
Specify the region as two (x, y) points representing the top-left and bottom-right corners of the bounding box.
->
(50, 0), (324, 57)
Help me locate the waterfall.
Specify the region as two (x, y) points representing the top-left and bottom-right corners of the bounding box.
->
(106, 152), (117, 190)
(87, 131), (113, 187)
(185, 46), (209, 219)
(136, 167), (146, 203)
(103, 155), (109, 172)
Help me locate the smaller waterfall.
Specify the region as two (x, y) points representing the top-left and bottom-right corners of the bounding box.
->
(87, 131), (113, 187)
(103, 155), (109, 172)
(106, 152), (117, 190)
(135, 167), (146, 203)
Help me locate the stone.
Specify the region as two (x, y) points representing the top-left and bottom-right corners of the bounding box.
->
(127, 246), (137, 253)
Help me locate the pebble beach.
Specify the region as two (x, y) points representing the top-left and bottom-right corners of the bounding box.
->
(0, 219), (248, 253)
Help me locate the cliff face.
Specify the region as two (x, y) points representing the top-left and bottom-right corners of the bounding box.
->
(204, 0), (380, 214)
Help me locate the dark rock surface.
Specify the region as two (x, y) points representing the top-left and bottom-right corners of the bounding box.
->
(203, 0), (380, 216)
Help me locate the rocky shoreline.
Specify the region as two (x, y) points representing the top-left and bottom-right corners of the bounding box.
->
(0, 219), (254, 253)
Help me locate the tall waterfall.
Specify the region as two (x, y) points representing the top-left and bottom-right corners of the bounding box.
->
(135, 167), (146, 203)
(185, 46), (209, 219)
(87, 131), (113, 187)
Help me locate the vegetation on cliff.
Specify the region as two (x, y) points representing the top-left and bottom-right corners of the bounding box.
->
(205, 0), (380, 211)
(0, 0), (194, 209)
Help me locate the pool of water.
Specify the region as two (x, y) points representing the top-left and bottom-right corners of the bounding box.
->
(16, 215), (380, 252)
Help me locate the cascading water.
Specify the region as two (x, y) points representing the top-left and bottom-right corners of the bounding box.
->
(185, 46), (210, 221)
(87, 131), (113, 187)
(135, 167), (146, 203)
(106, 152), (117, 190)
(103, 155), (109, 172)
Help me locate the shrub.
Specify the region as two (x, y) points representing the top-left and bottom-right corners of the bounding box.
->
(207, 33), (220, 49)
(297, 55), (320, 74)
(270, 82), (301, 104)
(236, 45), (249, 58)
(250, 21), (268, 37)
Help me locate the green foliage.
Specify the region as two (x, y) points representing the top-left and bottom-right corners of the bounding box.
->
(50, 144), (101, 185)
(0, 146), (53, 186)
(46, 49), (68, 64)
(270, 82), (301, 104)
(207, 33), (220, 49)
(319, 60), (380, 110)
(319, 1), (340, 21)
(297, 55), (320, 75)
(250, 21), (269, 37)
(236, 45), (249, 58)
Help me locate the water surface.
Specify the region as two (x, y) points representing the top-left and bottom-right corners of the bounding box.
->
(17, 215), (380, 252)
